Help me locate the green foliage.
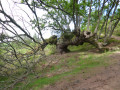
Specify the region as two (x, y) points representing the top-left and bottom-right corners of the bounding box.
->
(46, 35), (57, 45)
(0, 33), (6, 42)
(44, 45), (56, 55)
(21, 0), (24, 3)
(17, 48), (29, 54)
(114, 22), (120, 36)
(21, 0), (28, 3)
(0, 46), (6, 55)
(0, 48), (3, 55)
(0, 76), (8, 81)
(116, 33), (120, 36)
(61, 32), (74, 40)
(31, 1), (38, 6)
(22, 0), (119, 41)
(114, 8), (120, 18)
(68, 43), (95, 52)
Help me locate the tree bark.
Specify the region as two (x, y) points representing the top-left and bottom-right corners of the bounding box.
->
(56, 31), (105, 54)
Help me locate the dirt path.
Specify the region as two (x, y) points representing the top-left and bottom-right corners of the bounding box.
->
(42, 51), (120, 90)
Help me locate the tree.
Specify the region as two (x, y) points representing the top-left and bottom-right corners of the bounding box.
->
(0, 0), (120, 88)
(26, 0), (120, 53)
(0, 0), (120, 54)
(0, 1), (46, 88)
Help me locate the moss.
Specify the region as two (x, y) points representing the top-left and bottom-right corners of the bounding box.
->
(57, 32), (75, 45)
(61, 32), (74, 40)
(71, 35), (76, 42)
(46, 35), (57, 45)
(68, 43), (95, 52)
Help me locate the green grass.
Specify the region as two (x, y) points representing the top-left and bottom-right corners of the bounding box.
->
(44, 43), (95, 55)
(68, 43), (95, 52)
(14, 51), (113, 90)
(1, 42), (117, 90)
(67, 57), (77, 66)
(108, 38), (120, 44)
(22, 74), (67, 90)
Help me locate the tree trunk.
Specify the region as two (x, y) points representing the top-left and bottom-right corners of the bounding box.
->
(56, 31), (107, 54)
(46, 31), (110, 54)
(56, 44), (70, 54)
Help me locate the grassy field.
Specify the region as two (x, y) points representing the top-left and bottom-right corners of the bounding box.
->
(12, 45), (117, 90)
(0, 39), (120, 90)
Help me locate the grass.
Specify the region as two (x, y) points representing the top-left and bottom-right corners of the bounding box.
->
(13, 51), (113, 90)
(44, 43), (95, 55)
(68, 43), (95, 52)
(22, 74), (67, 90)
(0, 42), (118, 90)
(108, 38), (120, 44)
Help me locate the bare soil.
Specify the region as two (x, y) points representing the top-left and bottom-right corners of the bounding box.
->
(42, 51), (120, 90)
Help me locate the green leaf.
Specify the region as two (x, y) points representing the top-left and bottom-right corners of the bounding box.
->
(21, 0), (24, 3)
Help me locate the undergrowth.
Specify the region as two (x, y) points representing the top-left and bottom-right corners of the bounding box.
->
(0, 42), (119, 90)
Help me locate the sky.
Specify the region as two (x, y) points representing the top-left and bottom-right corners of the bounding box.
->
(0, 0), (52, 39)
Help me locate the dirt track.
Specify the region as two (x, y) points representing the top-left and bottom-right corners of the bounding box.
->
(42, 52), (120, 90)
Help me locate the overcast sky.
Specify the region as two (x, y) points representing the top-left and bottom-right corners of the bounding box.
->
(0, 0), (52, 38)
